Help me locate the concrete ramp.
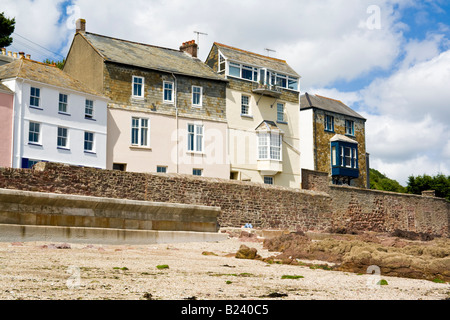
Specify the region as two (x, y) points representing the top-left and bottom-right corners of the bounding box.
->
(0, 188), (227, 244)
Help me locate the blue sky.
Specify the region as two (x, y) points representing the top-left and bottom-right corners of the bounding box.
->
(2, 0), (450, 185)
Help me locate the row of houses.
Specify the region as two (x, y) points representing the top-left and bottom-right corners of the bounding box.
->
(0, 19), (368, 189)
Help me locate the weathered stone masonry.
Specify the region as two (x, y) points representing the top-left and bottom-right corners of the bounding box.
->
(0, 163), (448, 237)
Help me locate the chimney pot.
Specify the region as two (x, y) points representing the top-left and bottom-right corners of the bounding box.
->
(13, 52), (17, 58)
(1, 48), (5, 55)
(180, 40), (198, 58)
(19, 52), (25, 59)
(7, 51), (12, 57)
(76, 18), (86, 33)
(26, 54), (31, 60)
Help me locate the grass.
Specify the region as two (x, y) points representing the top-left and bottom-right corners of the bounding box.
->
(156, 265), (169, 270)
(432, 278), (446, 284)
(113, 267), (129, 271)
(281, 275), (304, 279)
(377, 279), (389, 286)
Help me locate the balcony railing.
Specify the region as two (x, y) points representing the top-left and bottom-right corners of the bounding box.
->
(252, 83), (282, 98)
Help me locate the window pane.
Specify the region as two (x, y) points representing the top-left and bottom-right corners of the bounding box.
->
(332, 146), (337, 166)
(288, 78), (298, 90)
(164, 82), (173, 102)
(241, 96), (249, 115)
(229, 63), (240, 77)
(264, 177), (273, 185)
(242, 67), (253, 80)
(84, 132), (94, 151)
(277, 103), (284, 122)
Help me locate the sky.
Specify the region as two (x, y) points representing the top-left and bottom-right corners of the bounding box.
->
(2, 0), (450, 186)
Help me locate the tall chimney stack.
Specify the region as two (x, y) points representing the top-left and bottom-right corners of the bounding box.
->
(76, 19), (86, 33)
(180, 40), (198, 58)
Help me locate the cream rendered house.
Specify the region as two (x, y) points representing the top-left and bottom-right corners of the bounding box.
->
(64, 20), (230, 179)
(206, 43), (301, 188)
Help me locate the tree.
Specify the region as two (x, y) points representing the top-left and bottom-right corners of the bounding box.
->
(407, 174), (450, 201)
(369, 168), (407, 193)
(0, 12), (15, 48)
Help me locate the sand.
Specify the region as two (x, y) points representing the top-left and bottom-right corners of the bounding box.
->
(0, 236), (448, 301)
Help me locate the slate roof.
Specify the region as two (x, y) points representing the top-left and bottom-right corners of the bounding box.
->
(214, 42), (300, 78)
(0, 58), (106, 98)
(80, 32), (226, 82)
(330, 134), (358, 145)
(0, 83), (13, 94)
(255, 120), (284, 133)
(300, 93), (365, 121)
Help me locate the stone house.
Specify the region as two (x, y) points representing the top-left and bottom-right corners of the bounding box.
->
(64, 20), (230, 178)
(205, 42), (301, 188)
(0, 58), (108, 169)
(299, 92), (368, 188)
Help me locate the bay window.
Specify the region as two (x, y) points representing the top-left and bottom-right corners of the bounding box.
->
(258, 132), (282, 161)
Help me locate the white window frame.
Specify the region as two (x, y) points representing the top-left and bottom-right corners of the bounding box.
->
(131, 117), (150, 147)
(132, 76), (145, 99)
(85, 99), (94, 119)
(163, 81), (174, 104)
(241, 95), (251, 116)
(57, 127), (69, 149)
(59, 93), (68, 114)
(84, 131), (95, 153)
(187, 124), (204, 153)
(227, 61), (259, 82)
(277, 103), (285, 122)
(28, 121), (41, 145)
(157, 166), (167, 173)
(192, 86), (203, 107)
(258, 132), (282, 161)
(30, 87), (40, 108)
(264, 176), (274, 185)
(193, 168), (203, 176)
(218, 52), (226, 72)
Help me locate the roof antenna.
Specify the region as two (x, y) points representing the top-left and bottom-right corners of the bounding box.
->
(194, 31), (208, 55)
(265, 48), (276, 57)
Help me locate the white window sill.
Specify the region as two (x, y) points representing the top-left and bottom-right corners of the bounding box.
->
(130, 145), (152, 151)
(186, 151), (204, 155)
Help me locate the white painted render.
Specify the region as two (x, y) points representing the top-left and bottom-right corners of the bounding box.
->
(4, 79), (108, 169)
(226, 87), (301, 188)
(299, 108), (315, 171)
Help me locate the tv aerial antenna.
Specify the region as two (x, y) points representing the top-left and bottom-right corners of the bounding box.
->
(265, 48), (276, 57)
(194, 31), (208, 53)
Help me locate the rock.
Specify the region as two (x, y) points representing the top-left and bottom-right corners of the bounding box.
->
(235, 245), (260, 260)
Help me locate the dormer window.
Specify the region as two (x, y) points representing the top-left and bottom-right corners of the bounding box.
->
(228, 62), (258, 82)
(219, 52), (226, 72)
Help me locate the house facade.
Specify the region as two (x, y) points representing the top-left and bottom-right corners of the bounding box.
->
(0, 83), (14, 167)
(64, 20), (230, 178)
(300, 93), (368, 188)
(205, 43), (301, 188)
(0, 58), (108, 169)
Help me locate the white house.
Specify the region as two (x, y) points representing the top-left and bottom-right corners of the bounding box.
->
(0, 58), (108, 169)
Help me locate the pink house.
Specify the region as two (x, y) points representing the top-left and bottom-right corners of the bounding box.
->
(0, 83), (14, 167)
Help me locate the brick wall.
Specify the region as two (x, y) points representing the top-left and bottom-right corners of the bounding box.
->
(0, 163), (448, 237)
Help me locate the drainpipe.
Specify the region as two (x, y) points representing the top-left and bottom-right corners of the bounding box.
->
(14, 78), (25, 168)
(172, 73), (179, 174)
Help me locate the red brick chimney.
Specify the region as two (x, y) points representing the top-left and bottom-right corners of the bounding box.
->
(180, 40), (198, 58)
(76, 19), (86, 33)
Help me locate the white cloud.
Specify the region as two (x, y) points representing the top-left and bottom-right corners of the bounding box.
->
(3, 0), (69, 61)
